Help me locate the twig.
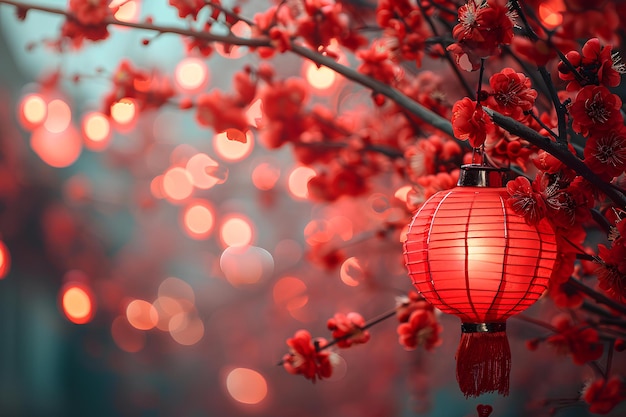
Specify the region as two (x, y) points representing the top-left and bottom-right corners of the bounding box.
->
(567, 277), (626, 316)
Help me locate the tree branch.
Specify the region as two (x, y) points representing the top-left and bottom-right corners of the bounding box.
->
(484, 108), (626, 208)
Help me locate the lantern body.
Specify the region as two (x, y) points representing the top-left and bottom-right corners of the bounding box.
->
(403, 165), (558, 397)
(404, 186), (557, 324)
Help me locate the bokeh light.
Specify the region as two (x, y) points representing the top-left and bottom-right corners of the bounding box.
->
(214, 130), (253, 162)
(126, 299), (159, 330)
(162, 167), (194, 202)
(31, 125), (82, 168)
(61, 283), (95, 324)
(44, 98), (72, 133)
(18, 93), (47, 129)
(394, 185), (412, 203)
(251, 161), (280, 191)
(182, 200), (215, 239)
(0, 240), (10, 279)
(538, 0), (564, 28)
(225, 368), (268, 405)
(304, 61), (336, 90)
(153, 296), (186, 331)
(110, 0), (140, 23)
(150, 175), (165, 199)
(186, 152), (220, 189)
(304, 219), (334, 245)
(63, 174), (92, 204)
(272, 276), (308, 311)
(175, 57), (209, 92)
(158, 276), (196, 307)
(246, 98), (263, 128)
(111, 315), (145, 353)
(219, 245), (274, 287)
(110, 98), (137, 127)
(169, 313), (205, 345)
(288, 166), (316, 200)
(340, 257), (365, 287)
(219, 215), (254, 247)
(81, 111), (111, 151)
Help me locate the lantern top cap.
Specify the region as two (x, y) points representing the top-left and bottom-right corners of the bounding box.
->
(457, 164), (508, 188)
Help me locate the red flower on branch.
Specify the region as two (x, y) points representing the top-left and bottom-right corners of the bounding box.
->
(397, 309), (442, 351)
(282, 330), (333, 382)
(296, 0), (366, 51)
(506, 175), (547, 225)
(582, 377), (626, 415)
(558, 38), (625, 91)
(357, 40), (401, 85)
(448, 0), (515, 71)
(168, 0), (206, 20)
(596, 243), (626, 302)
(569, 85), (623, 137)
(326, 312), (370, 348)
(451, 97), (494, 147)
(487, 68), (537, 121)
(546, 315), (603, 365)
(195, 90), (249, 134)
(61, 0), (115, 47)
(584, 129), (626, 179)
(69, 0), (112, 25)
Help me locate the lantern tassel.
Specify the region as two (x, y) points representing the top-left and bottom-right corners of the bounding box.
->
(456, 323), (511, 397)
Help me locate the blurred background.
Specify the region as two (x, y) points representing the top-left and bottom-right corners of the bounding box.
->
(0, 1), (623, 417)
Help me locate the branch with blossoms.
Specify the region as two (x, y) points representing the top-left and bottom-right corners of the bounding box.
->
(3, 0), (625, 204)
(3, 0), (626, 414)
(279, 292), (442, 382)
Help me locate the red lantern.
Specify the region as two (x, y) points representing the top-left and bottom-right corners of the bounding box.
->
(404, 165), (557, 397)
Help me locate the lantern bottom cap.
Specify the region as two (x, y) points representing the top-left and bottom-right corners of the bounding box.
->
(461, 322), (506, 333)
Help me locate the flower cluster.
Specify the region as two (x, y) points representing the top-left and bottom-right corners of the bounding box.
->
(595, 214), (626, 302)
(395, 292), (442, 351)
(61, 0), (115, 47)
(102, 60), (176, 115)
(326, 312), (370, 348)
(282, 330), (334, 382)
(546, 315), (604, 365)
(582, 377), (626, 415)
(447, 0), (515, 71)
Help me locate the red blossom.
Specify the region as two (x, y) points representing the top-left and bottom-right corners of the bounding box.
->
(546, 315), (603, 365)
(448, 0), (515, 71)
(569, 85), (623, 137)
(296, 0), (367, 51)
(397, 309), (442, 351)
(357, 40), (401, 85)
(68, 0), (112, 25)
(596, 243), (626, 302)
(102, 60), (176, 113)
(261, 78), (308, 121)
(582, 377), (626, 415)
(375, 0), (429, 66)
(451, 97), (494, 147)
(506, 176), (547, 225)
(558, 38), (625, 91)
(168, 0), (206, 19)
(547, 279), (583, 309)
(584, 129), (626, 179)
(195, 91), (249, 133)
(395, 291), (433, 323)
(282, 330), (333, 382)
(326, 312), (370, 348)
(486, 68), (537, 120)
(61, 18), (110, 48)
